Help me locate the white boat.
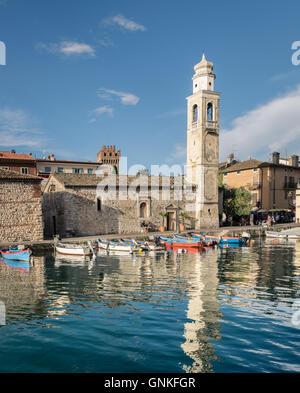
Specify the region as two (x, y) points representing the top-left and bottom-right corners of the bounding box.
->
(98, 238), (139, 253)
(55, 242), (94, 256)
(265, 231), (300, 240)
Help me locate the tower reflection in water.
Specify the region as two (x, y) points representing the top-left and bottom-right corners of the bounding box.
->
(178, 249), (223, 372)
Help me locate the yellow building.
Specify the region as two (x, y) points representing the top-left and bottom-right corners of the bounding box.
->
(220, 152), (300, 211)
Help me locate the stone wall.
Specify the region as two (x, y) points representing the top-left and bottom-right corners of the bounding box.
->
(0, 180), (44, 243)
(43, 179), (193, 237)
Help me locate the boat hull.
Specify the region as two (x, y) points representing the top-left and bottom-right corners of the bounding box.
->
(165, 241), (204, 250)
(98, 239), (138, 253)
(55, 246), (93, 256)
(0, 249), (31, 262)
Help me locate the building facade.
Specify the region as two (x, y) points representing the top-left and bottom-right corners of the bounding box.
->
(186, 54), (220, 229)
(0, 169), (44, 244)
(0, 150), (37, 175)
(36, 146), (121, 178)
(221, 152), (300, 210)
(42, 173), (191, 238)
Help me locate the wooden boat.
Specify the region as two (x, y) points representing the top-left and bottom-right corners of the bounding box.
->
(205, 235), (245, 245)
(120, 239), (164, 251)
(98, 238), (139, 253)
(266, 231), (300, 240)
(191, 233), (216, 246)
(164, 241), (204, 251)
(159, 236), (199, 244)
(55, 242), (94, 256)
(1, 246), (31, 262)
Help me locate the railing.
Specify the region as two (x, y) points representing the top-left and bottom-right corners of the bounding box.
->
(284, 182), (297, 189)
(206, 121), (217, 129)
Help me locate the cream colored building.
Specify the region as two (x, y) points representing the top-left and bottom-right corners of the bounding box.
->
(221, 152), (300, 211)
(186, 54), (220, 229)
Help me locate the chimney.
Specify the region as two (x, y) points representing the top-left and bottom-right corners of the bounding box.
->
(290, 155), (299, 167)
(48, 154), (55, 161)
(227, 153), (234, 165)
(272, 152), (280, 165)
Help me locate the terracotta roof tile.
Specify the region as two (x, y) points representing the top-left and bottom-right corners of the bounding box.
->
(0, 168), (42, 181)
(221, 159), (264, 173)
(52, 173), (183, 187)
(0, 151), (36, 161)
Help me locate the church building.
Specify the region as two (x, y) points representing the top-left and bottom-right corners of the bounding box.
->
(42, 55), (220, 237)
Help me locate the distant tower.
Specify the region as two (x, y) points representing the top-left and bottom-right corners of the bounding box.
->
(186, 54), (220, 229)
(97, 145), (121, 174)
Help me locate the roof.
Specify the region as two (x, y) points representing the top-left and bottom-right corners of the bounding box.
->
(221, 159), (264, 173)
(50, 173), (185, 188)
(0, 169), (43, 182)
(37, 159), (99, 165)
(0, 151), (36, 161)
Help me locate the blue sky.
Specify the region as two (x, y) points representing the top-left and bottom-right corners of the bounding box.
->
(1, 0), (300, 168)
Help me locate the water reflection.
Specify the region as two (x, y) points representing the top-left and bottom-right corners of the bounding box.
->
(0, 256), (47, 323)
(0, 241), (299, 373)
(180, 249), (222, 372)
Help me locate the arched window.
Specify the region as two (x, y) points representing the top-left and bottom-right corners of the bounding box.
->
(192, 104), (198, 123)
(207, 102), (213, 121)
(140, 202), (147, 218)
(97, 197), (101, 211)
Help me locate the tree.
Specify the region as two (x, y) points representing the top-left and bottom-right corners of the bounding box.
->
(223, 187), (252, 223)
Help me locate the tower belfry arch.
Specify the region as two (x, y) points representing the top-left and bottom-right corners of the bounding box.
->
(186, 53), (220, 229)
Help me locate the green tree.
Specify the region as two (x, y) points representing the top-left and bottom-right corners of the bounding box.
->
(223, 187), (252, 223)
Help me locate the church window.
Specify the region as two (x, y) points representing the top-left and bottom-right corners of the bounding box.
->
(207, 102), (213, 121)
(192, 104), (198, 123)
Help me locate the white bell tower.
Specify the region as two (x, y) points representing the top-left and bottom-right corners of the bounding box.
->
(186, 54), (220, 229)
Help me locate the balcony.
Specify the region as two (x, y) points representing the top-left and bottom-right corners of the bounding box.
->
(206, 120), (217, 130)
(284, 182), (297, 189)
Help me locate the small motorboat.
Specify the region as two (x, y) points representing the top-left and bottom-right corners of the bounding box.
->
(164, 241), (204, 251)
(266, 231), (300, 240)
(191, 233), (217, 246)
(120, 239), (164, 251)
(1, 246), (31, 262)
(55, 242), (94, 256)
(98, 238), (139, 253)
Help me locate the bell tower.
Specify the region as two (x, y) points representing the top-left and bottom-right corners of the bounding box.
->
(186, 54), (220, 229)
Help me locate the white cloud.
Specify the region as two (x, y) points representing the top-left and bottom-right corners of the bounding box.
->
(98, 88), (140, 105)
(102, 14), (146, 32)
(89, 105), (114, 122)
(36, 41), (96, 57)
(0, 107), (45, 147)
(220, 85), (300, 160)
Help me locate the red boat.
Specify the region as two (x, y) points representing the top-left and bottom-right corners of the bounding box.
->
(164, 241), (204, 251)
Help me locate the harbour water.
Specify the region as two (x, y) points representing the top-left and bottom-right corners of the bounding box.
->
(0, 239), (299, 373)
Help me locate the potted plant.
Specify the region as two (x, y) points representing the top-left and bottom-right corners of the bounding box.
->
(159, 212), (167, 232)
(180, 212), (189, 231)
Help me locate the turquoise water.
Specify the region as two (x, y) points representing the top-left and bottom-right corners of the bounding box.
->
(0, 240), (299, 373)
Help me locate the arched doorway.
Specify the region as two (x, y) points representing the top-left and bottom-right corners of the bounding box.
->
(140, 202), (147, 218)
(166, 211), (176, 231)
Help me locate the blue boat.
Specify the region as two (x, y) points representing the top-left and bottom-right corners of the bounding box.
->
(159, 236), (200, 244)
(0, 247), (31, 262)
(192, 233), (246, 247)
